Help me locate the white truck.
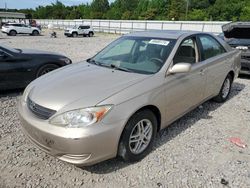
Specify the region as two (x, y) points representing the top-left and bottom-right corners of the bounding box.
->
(1, 23), (41, 36)
(64, 25), (94, 37)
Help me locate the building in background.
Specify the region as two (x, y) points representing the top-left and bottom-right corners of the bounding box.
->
(0, 11), (26, 27)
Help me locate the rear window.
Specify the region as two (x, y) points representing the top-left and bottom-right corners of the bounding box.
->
(80, 26), (90, 29)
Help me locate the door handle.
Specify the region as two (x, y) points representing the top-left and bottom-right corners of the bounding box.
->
(199, 69), (205, 76)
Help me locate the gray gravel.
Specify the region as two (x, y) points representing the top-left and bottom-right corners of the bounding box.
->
(0, 30), (250, 188)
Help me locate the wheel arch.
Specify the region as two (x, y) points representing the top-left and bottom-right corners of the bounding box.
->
(35, 62), (61, 77)
(117, 104), (162, 148)
(9, 29), (17, 34)
(228, 70), (235, 80)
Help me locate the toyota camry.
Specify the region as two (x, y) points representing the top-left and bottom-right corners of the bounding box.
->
(18, 30), (241, 166)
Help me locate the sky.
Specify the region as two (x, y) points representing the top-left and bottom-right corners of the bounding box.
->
(0, 0), (93, 9)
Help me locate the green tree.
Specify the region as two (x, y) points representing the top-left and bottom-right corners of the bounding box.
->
(168, 0), (186, 20)
(91, 0), (109, 18)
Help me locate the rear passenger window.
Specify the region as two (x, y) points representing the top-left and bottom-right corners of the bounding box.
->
(199, 35), (226, 60)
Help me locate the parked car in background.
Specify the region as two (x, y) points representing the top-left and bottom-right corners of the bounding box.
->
(221, 22), (250, 75)
(0, 44), (71, 90)
(1, 23), (41, 36)
(64, 25), (94, 37)
(19, 30), (241, 166)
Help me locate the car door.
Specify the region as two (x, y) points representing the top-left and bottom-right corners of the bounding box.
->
(197, 34), (229, 98)
(20, 24), (31, 34)
(164, 36), (207, 125)
(78, 26), (84, 35)
(82, 26), (90, 34)
(0, 50), (31, 89)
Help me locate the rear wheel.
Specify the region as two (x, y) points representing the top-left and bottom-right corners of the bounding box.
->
(213, 74), (233, 103)
(36, 64), (59, 78)
(32, 30), (39, 36)
(72, 32), (78, 38)
(118, 109), (157, 162)
(88, 32), (94, 37)
(9, 30), (17, 36)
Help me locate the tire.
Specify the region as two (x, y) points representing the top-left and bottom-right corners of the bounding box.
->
(9, 30), (17, 36)
(72, 32), (78, 38)
(213, 74), (233, 103)
(36, 64), (59, 78)
(32, 30), (39, 36)
(118, 109), (157, 162)
(88, 32), (94, 37)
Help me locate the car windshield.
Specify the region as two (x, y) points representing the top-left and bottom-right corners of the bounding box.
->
(90, 36), (176, 74)
(0, 44), (20, 53)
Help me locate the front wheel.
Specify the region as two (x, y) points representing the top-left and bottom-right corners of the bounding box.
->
(213, 74), (233, 103)
(32, 30), (39, 36)
(118, 109), (157, 162)
(72, 32), (78, 38)
(88, 32), (94, 37)
(36, 64), (59, 78)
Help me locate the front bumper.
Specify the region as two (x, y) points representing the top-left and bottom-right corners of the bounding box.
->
(64, 33), (72, 37)
(240, 59), (250, 75)
(18, 100), (124, 166)
(240, 50), (250, 75)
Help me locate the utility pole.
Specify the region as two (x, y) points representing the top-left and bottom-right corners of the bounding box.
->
(185, 0), (189, 20)
(5, 2), (7, 11)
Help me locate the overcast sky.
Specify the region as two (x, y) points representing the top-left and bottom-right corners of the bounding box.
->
(1, 0), (94, 9)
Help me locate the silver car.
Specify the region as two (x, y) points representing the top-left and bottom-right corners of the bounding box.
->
(18, 30), (241, 166)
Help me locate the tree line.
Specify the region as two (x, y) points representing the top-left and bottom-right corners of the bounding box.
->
(2, 0), (250, 21)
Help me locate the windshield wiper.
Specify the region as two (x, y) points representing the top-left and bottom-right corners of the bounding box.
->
(87, 58), (107, 66)
(87, 59), (132, 72)
(110, 64), (132, 73)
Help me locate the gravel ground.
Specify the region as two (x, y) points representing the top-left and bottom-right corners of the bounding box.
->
(0, 30), (250, 188)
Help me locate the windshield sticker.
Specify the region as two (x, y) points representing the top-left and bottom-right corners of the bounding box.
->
(149, 39), (170, 46)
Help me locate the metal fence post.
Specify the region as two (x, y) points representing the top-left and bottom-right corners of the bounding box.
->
(120, 21), (122, 34)
(202, 23), (205, 32)
(108, 20), (111, 33)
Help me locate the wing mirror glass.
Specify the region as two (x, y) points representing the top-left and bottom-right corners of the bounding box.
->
(169, 63), (191, 74)
(0, 52), (7, 58)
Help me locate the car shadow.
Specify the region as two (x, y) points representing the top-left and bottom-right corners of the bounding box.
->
(83, 82), (245, 174)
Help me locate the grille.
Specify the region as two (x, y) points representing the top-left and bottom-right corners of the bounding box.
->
(242, 55), (250, 61)
(27, 97), (56, 120)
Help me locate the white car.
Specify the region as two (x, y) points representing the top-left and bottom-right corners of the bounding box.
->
(1, 23), (41, 36)
(64, 25), (94, 37)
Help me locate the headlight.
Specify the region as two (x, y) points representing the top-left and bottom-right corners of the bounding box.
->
(60, 58), (71, 64)
(49, 105), (113, 128)
(22, 86), (34, 102)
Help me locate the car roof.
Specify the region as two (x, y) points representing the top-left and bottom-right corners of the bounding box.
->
(125, 30), (201, 39)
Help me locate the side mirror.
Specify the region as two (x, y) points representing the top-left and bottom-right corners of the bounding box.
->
(0, 52), (7, 58)
(168, 63), (191, 74)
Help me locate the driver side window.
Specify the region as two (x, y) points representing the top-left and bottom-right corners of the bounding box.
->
(173, 38), (198, 65)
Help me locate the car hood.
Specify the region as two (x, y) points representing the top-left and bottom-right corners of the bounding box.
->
(29, 62), (150, 112)
(20, 49), (63, 56)
(222, 22), (250, 39)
